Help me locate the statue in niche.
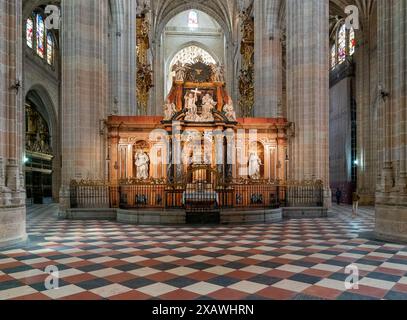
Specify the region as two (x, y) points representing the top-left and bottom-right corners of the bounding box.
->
(201, 93), (216, 121)
(223, 96), (237, 121)
(163, 99), (177, 120)
(184, 89), (200, 121)
(248, 152), (262, 180)
(172, 61), (188, 82)
(135, 151), (150, 180)
(210, 63), (225, 82)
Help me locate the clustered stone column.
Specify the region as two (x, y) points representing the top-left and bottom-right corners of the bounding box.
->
(375, 0), (407, 241)
(59, 0), (109, 211)
(0, 0), (27, 247)
(286, 0), (330, 205)
(354, 13), (378, 205)
(254, 0), (283, 118)
(110, 0), (137, 115)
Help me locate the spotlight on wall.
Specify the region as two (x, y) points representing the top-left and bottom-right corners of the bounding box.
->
(11, 80), (21, 93)
(378, 84), (390, 102)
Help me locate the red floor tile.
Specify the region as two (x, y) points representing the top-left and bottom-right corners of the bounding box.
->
(63, 273), (97, 284)
(187, 271), (218, 281)
(226, 270), (256, 280)
(109, 290), (152, 300)
(62, 292), (103, 300)
(146, 272), (178, 282)
(208, 288), (249, 300)
(12, 293), (51, 300)
(257, 287), (297, 300)
(159, 289), (200, 300)
(303, 285), (342, 300)
(349, 285), (388, 299)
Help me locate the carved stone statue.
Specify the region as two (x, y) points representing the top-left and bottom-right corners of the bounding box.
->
(223, 96), (237, 121)
(135, 151), (150, 180)
(248, 152), (262, 180)
(172, 61), (188, 82)
(184, 90), (200, 121)
(163, 99), (177, 120)
(210, 63), (225, 82)
(201, 93), (216, 121)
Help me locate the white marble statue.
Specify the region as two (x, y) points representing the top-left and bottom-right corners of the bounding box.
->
(172, 61), (188, 82)
(223, 96), (237, 121)
(201, 93), (216, 121)
(211, 63), (225, 82)
(135, 151), (150, 180)
(163, 99), (177, 120)
(248, 152), (262, 180)
(184, 89), (200, 121)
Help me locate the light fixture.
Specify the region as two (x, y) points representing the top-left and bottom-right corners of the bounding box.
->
(354, 159), (359, 166)
(23, 156), (29, 164)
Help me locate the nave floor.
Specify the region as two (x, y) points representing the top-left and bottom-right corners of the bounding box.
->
(1, 205), (407, 300)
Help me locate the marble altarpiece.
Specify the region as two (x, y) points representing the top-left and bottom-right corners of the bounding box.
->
(107, 58), (289, 185)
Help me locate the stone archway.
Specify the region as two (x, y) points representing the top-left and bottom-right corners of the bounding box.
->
(25, 86), (60, 203)
(166, 43), (220, 96)
(150, 2), (237, 114)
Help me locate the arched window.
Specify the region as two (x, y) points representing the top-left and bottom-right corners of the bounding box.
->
(170, 45), (216, 70)
(337, 24), (347, 64)
(188, 11), (199, 28)
(25, 11), (57, 66)
(36, 14), (45, 58)
(46, 33), (54, 65)
(330, 22), (357, 69)
(331, 44), (337, 69)
(349, 28), (356, 56)
(167, 45), (217, 93)
(26, 17), (34, 48)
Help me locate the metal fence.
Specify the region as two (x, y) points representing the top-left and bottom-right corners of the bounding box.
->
(70, 179), (324, 211)
(70, 182), (110, 209)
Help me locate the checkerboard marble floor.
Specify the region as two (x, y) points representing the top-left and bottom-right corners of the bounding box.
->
(1, 204), (407, 300)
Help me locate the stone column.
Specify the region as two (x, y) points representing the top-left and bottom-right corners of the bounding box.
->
(110, 0), (137, 115)
(254, 0), (283, 118)
(286, 0), (330, 205)
(59, 0), (109, 210)
(354, 15), (377, 205)
(375, 0), (407, 242)
(0, 0), (27, 247)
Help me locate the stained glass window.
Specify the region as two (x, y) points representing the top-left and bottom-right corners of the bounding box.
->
(26, 18), (34, 48)
(338, 24), (346, 64)
(330, 23), (357, 69)
(170, 46), (216, 68)
(188, 11), (199, 29)
(331, 44), (337, 69)
(46, 33), (54, 65)
(349, 27), (356, 56)
(36, 14), (45, 58)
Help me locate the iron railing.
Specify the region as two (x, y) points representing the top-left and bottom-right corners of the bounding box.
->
(69, 179), (324, 211)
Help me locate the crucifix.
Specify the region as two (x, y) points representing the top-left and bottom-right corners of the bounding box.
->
(191, 88), (202, 99)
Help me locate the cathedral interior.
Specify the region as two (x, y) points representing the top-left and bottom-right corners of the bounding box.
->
(0, 0), (406, 302)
